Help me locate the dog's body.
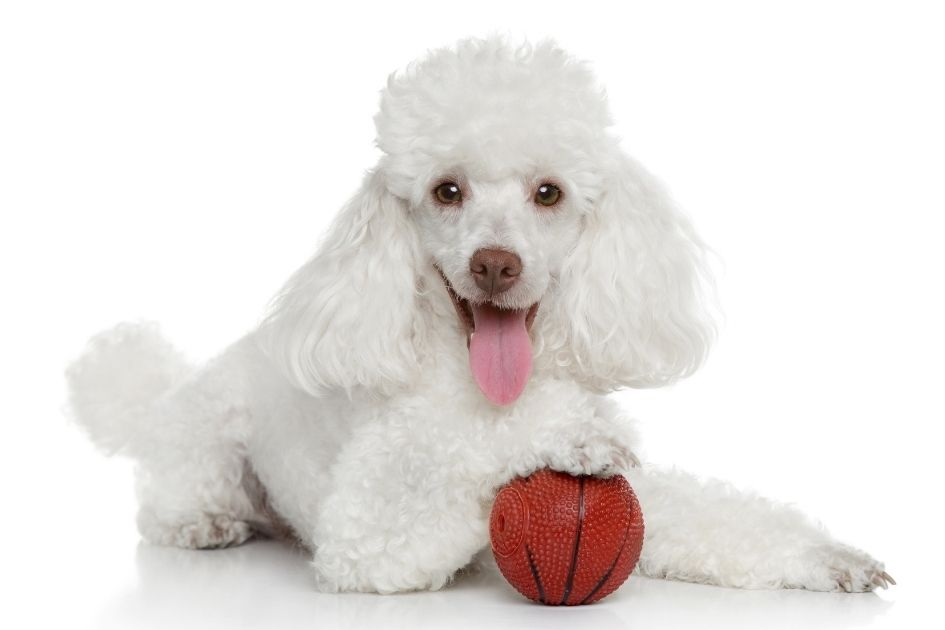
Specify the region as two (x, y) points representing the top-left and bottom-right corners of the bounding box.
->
(67, 38), (891, 594)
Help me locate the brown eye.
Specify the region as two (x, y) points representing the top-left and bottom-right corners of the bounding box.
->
(434, 182), (463, 205)
(535, 183), (561, 207)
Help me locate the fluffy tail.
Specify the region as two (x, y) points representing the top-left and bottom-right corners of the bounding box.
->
(66, 322), (191, 455)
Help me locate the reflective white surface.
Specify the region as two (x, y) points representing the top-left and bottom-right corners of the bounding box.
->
(53, 538), (904, 630)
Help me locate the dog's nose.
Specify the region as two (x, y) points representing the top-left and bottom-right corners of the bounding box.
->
(469, 248), (522, 296)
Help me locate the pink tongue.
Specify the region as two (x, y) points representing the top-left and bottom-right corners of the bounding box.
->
(468, 303), (533, 406)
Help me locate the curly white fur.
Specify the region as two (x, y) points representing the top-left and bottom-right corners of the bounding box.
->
(66, 37), (891, 595)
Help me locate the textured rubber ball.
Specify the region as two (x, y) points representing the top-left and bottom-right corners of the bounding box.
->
(489, 468), (644, 605)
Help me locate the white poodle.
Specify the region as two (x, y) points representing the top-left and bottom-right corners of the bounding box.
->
(67, 37), (893, 595)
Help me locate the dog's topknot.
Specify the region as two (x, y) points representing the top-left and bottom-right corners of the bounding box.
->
(375, 37), (615, 193)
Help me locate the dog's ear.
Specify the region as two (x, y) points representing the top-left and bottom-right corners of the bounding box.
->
(258, 169), (423, 396)
(545, 153), (715, 390)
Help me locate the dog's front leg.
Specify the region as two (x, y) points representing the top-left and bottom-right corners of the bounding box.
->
(625, 466), (893, 592)
(308, 414), (493, 594)
(496, 392), (642, 484)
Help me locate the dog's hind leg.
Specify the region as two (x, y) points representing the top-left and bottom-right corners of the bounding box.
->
(130, 352), (265, 549)
(68, 324), (260, 549)
(625, 465), (893, 592)
(133, 434), (257, 550)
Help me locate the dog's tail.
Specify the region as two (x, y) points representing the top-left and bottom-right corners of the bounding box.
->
(66, 322), (191, 455)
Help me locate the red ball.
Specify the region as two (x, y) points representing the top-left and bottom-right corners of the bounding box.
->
(489, 469), (644, 606)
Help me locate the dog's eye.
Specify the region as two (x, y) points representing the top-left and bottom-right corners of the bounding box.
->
(434, 182), (463, 205)
(535, 183), (561, 207)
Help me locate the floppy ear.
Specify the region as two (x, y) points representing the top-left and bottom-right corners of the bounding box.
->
(258, 169), (423, 396)
(547, 153), (715, 391)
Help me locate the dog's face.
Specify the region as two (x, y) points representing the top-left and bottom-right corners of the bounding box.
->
(420, 175), (580, 315)
(372, 40), (618, 404)
(261, 39), (713, 405)
(413, 170), (584, 403)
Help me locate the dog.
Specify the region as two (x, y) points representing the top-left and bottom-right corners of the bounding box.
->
(67, 37), (893, 594)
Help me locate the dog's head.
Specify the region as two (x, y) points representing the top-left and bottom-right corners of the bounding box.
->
(260, 38), (715, 404)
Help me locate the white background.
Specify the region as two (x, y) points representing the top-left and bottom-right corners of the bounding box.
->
(2, 1), (943, 628)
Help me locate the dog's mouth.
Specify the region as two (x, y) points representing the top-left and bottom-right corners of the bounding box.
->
(437, 268), (539, 406)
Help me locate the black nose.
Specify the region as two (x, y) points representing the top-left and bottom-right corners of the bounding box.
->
(469, 248), (522, 296)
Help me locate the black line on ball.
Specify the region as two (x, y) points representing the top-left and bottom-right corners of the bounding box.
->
(560, 476), (586, 605)
(525, 544), (546, 604)
(579, 510), (633, 605)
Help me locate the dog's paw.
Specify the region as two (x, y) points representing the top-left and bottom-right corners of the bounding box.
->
(313, 545), (454, 594)
(312, 564), (342, 594)
(794, 543), (895, 592)
(162, 515), (253, 550)
(544, 433), (640, 478)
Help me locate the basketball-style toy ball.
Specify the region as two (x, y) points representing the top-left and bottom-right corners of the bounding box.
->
(489, 468), (645, 606)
